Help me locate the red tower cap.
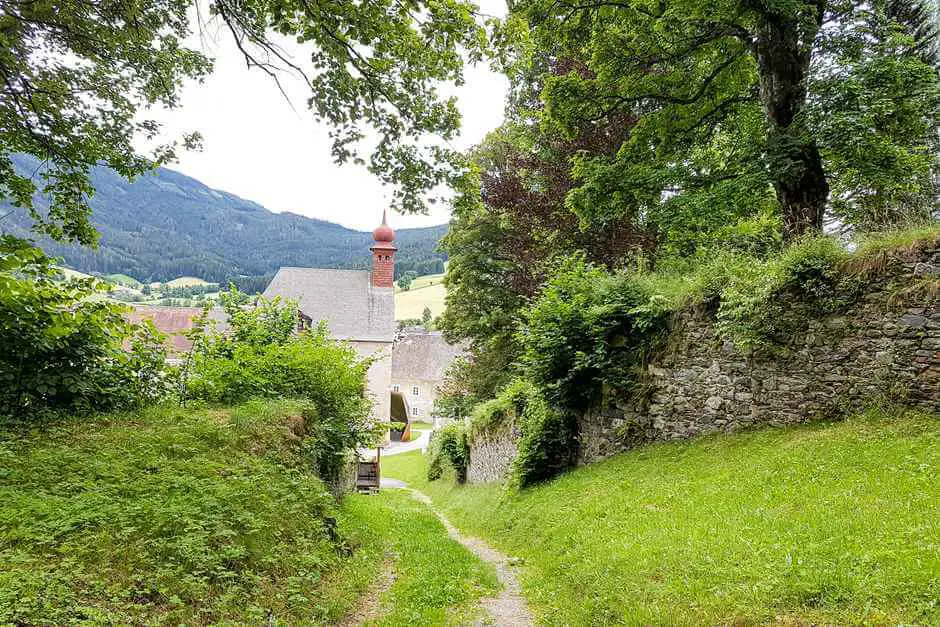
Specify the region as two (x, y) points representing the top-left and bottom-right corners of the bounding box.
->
(372, 209), (395, 243)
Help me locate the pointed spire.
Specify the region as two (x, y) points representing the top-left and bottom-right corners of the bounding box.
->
(372, 209), (396, 243)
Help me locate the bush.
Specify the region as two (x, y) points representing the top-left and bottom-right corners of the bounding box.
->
(0, 237), (169, 418)
(519, 256), (673, 411)
(506, 380), (577, 488)
(426, 422), (470, 482)
(181, 292), (376, 479)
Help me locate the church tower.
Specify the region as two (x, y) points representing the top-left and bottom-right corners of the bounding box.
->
(370, 210), (397, 288)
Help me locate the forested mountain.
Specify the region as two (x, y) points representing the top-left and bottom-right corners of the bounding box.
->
(1, 154), (448, 283)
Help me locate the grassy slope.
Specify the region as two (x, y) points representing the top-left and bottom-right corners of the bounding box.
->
(0, 400), (496, 625)
(395, 273), (447, 321)
(164, 276), (213, 288)
(104, 273), (143, 288)
(383, 410), (940, 625)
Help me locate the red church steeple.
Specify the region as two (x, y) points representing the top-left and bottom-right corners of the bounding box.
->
(370, 210), (396, 288)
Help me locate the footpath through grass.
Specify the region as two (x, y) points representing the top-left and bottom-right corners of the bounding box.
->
(383, 409), (940, 625)
(339, 491), (498, 625)
(0, 401), (496, 625)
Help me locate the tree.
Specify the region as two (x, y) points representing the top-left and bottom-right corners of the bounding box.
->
(0, 0), (491, 250)
(422, 305), (433, 327)
(397, 271), (419, 291)
(0, 236), (168, 416)
(516, 0), (940, 240)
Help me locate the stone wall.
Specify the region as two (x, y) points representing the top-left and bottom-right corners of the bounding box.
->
(467, 244), (940, 482)
(579, 246), (940, 464)
(467, 422), (521, 484)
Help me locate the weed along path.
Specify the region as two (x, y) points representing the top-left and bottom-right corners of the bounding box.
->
(382, 479), (534, 627)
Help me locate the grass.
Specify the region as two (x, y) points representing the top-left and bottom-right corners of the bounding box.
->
(0, 400), (499, 625)
(383, 409), (940, 625)
(104, 273), (143, 288)
(0, 400), (371, 624)
(409, 421), (435, 431)
(395, 273), (447, 320)
(339, 491), (499, 625)
(852, 221), (940, 258)
(164, 276), (214, 288)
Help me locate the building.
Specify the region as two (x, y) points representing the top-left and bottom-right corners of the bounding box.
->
(391, 330), (466, 427)
(263, 213), (398, 424)
(126, 305), (229, 363)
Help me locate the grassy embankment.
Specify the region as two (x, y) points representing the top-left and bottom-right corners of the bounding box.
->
(384, 409), (940, 625)
(395, 273), (446, 321)
(0, 401), (496, 624)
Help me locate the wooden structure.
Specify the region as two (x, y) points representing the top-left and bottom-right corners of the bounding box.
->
(356, 447), (381, 494)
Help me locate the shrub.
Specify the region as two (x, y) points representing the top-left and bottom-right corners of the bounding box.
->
(716, 236), (851, 350)
(181, 294), (376, 480)
(519, 256), (673, 411)
(426, 422), (470, 482)
(0, 237), (169, 418)
(508, 380), (577, 488)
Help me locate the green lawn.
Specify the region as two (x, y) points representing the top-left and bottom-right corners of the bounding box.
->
(383, 409), (940, 625)
(409, 421), (435, 431)
(340, 491), (498, 625)
(0, 400), (497, 625)
(0, 400), (367, 624)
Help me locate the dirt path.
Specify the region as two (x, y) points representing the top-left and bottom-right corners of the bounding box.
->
(406, 489), (534, 627)
(339, 555), (396, 626)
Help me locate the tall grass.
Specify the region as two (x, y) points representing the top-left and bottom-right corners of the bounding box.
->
(384, 409), (940, 625)
(0, 401), (362, 624)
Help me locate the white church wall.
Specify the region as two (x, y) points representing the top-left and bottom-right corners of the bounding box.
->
(349, 340), (392, 425)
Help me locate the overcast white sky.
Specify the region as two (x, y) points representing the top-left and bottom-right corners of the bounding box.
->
(147, 2), (508, 232)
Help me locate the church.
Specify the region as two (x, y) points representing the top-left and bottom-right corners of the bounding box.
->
(262, 212), (399, 426)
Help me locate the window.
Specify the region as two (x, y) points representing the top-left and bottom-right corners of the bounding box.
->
(392, 384), (399, 392)
(411, 407), (419, 416)
(412, 386), (419, 396)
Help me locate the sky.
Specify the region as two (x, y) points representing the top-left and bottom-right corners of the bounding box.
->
(147, 3), (508, 232)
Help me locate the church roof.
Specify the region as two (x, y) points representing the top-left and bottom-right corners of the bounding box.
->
(263, 267), (395, 342)
(392, 330), (467, 381)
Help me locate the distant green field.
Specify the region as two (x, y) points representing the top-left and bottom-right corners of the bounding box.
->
(164, 276), (213, 288)
(55, 267), (94, 281)
(104, 273), (143, 288)
(395, 280), (446, 320)
(395, 273), (445, 293)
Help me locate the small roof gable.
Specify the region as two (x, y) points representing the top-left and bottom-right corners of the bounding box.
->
(126, 306), (228, 355)
(392, 331), (466, 381)
(263, 267), (395, 342)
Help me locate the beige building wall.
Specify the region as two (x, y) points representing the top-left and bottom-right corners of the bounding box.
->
(391, 376), (440, 424)
(350, 340), (392, 424)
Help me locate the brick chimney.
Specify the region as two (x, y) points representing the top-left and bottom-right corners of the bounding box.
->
(370, 210), (397, 288)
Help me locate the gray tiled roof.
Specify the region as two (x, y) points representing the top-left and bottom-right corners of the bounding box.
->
(392, 331), (466, 381)
(263, 267), (395, 342)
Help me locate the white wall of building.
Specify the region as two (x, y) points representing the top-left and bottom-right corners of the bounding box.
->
(349, 340), (392, 424)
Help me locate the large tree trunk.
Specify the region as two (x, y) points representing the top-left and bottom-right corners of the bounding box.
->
(753, 2), (829, 241)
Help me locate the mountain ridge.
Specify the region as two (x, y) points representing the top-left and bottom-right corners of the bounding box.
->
(2, 154), (449, 283)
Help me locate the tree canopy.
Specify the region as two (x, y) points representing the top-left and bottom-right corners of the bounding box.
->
(0, 0), (491, 247)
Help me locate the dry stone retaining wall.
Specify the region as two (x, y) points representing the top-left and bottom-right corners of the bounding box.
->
(467, 423), (521, 484)
(468, 245), (940, 482)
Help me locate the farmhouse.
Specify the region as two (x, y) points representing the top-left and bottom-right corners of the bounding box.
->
(391, 330), (466, 427)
